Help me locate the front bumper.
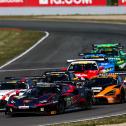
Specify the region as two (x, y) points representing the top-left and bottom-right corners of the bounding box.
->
(6, 103), (58, 115)
(93, 96), (120, 104)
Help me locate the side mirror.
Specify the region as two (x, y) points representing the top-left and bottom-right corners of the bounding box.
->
(16, 90), (20, 96)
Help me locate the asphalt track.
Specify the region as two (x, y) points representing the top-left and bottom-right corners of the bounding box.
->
(0, 20), (126, 126)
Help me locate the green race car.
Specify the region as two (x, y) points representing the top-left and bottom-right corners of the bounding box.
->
(91, 43), (126, 70)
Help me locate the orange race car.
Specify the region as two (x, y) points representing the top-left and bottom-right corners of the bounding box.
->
(84, 74), (126, 104)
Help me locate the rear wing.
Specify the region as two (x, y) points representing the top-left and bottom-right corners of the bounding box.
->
(79, 53), (106, 57)
(23, 76), (42, 79)
(99, 72), (126, 75)
(99, 72), (126, 80)
(67, 58), (107, 63)
(4, 77), (20, 81)
(92, 43), (123, 50)
(36, 82), (59, 87)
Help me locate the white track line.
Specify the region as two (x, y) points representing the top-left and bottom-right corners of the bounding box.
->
(41, 112), (126, 126)
(0, 31), (49, 69)
(0, 67), (61, 72)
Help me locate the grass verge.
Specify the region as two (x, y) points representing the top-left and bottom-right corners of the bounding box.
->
(51, 114), (126, 126)
(0, 28), (44, 66)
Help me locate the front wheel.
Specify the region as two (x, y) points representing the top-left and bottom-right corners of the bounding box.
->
(85, 98), (92, 110)
(120, 90), (126, 103)
(57, 101), (65, 114)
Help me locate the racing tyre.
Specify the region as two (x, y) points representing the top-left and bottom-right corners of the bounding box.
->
(120, 89), (125, 103)
(57, 100), (65, 114)
(85, 98), (92, 110)
(5, 112), (14, 117)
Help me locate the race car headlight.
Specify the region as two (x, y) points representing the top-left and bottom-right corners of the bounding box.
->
(39, 100), (48, 104)
(10, 100), (15, 104)
(105, 90), (116, 96)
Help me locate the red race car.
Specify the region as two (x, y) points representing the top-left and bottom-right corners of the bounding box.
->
(67, 60), (103, 80)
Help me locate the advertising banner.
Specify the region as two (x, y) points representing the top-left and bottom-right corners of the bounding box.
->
(118, 0), (126, 5)
(39, 0), (107, 6)
(0, 0), (107, 7)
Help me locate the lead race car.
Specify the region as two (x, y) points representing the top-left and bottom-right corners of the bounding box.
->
(91, 43), (126, 70)
(5, 82), (93, 116)
(79, 53), (115, 73)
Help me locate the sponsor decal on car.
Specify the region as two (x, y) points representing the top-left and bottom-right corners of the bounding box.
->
(18, 106), (29, 109)
(91, 87), (102, 93)
(122, 0), (126, 3)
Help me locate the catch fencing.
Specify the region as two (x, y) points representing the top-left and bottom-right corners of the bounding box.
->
(0, 0), (126, 15)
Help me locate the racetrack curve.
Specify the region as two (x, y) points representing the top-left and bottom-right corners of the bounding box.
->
(0, 20), (126, 126)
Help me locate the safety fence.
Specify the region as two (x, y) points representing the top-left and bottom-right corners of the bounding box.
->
(0, 0), (125, 7)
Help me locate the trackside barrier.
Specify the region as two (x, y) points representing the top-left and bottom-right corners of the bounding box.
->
(0, 1), (125, 15)
(119, 0), (126, 5)
(0, 0), (126, 7)
(0, 0), (107, 7)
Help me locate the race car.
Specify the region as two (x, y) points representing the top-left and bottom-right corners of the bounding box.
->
(91, 43), (126, 70)
(79, 53), (115, 73)
(41, 70), (79, 83)
(0, 79), (31, 111)
(67, 60), (103, 80)
(5, 82), (93, 116)
(84, 74), (126, 104)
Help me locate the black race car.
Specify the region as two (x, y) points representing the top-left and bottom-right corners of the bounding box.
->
(41, 70), (87, 88)
(5, 82), (93, 116)
(41, 71), (79, 83)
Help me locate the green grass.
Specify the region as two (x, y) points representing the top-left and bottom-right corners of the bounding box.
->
(0, 28), (44, 65)
(52, 114), (126, 126)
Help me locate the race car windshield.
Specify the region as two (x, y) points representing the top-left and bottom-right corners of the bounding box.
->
(23, 87), (60, 98)
(84, 78), (117, 88)
(43, 74), (69, 82)
(68, 63), (98, 72)
(0, 82), (27, 90)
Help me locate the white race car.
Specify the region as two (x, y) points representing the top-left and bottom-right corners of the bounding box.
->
(0, 80), (30, 111)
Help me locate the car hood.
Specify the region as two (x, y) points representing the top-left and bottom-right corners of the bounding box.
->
(12, 93), (54, 106)
(74, 70), (99, 79)
(0, 90), (16, 97)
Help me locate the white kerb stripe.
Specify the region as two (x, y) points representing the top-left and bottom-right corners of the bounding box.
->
(40, 112), (126, 126)
(0, 31), (49, 69)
